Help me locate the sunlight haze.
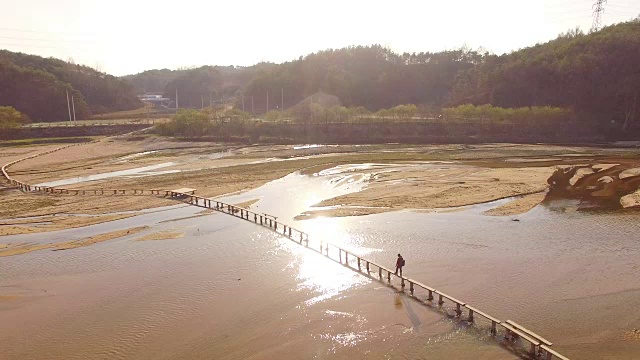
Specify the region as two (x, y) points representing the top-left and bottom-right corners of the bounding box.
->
(1, 0), (639, 75)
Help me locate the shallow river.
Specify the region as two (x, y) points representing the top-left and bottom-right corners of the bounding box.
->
(2, 165), (640, 359)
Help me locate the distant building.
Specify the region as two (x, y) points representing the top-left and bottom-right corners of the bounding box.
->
(139, 94), (171, 108)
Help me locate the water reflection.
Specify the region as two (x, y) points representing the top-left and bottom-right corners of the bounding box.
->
(35, 162), (178, 187)
(282, 217), (375, 305)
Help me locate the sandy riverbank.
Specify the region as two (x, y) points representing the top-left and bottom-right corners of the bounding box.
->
(0, 226), (148, 256)
(3, 136), (640, 235)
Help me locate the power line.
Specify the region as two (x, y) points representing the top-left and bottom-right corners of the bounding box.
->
(592, 0), (607, 31)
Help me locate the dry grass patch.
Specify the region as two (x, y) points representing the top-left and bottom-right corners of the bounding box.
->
(483, 193), (546, 216)
(0, 213), (137, 236)
(136, 231), (184, 241)
(0, 226), (148, 256)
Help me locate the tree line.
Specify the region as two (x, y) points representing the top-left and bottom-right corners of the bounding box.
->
(128, 18), (640, 134)
(0, 50), (141, 122)
(154, 102), (592, 144)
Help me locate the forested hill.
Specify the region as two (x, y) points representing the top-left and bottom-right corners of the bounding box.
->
(122, 19), (639, 132)
(121, 64), (273, 108)
(237, 19), (639, 129)
(452, 19), (640, 131)
(0, 50), (141, 122)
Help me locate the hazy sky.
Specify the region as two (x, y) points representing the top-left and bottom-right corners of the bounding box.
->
(1, 0), (639, 76)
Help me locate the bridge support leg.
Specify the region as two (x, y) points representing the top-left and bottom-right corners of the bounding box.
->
(366, 262), (370, 274)
(491, 321), (497, 335)
(438, 294), (444, 306)
(338, 249), (342, 263)
(387, 271), (391, 283)
(428, 290), (434, 301)
(345, 252), (348, 266)
(357, 257), (361, 271)
(468, 309), (474, 323)
(409, 282), (414, 296)
(456, 303), (462, 317)
(288, 228), (292, 237)
(378, 268), (382, 280)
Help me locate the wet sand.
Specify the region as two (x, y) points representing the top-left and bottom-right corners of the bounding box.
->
(2, 138), (640, 359)
(0, 226), (148, 256)
(5, 137), (639, 236)
(0, 207), (513, 360)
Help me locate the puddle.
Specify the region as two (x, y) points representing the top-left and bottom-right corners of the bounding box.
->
(35, 162), (178, 187)
(114, 151), (158, 163)
(293, 144), (326, 150)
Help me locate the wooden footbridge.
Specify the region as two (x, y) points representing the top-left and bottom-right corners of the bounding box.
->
(1, 144), (570, 360)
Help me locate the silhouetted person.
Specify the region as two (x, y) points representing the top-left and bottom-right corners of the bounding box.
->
(395, 254), (405, 276)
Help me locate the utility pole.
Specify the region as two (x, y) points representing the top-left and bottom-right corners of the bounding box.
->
(592, 0), (607, 32)
(71, 94), (76, 121)
(175, 89), (179, 110)
(201, 94), (204, 109)
(66, 90), (72, 122)
(251, 97), (254, 115)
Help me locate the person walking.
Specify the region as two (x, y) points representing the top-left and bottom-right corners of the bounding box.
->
(395, 254), (405, 276)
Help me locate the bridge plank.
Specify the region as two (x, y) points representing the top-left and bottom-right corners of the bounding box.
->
(501, 323), (540, 347)
(505, 320), (553, 346)
(466, 305), (501, 323)
(171, 188), (196, 195)
(435, 291), (466, 306)
(540, 344), (570, 360)
(412, 281), (436, 292)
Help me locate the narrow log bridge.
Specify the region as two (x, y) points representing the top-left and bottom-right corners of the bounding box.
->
(1, 145), (570, 360)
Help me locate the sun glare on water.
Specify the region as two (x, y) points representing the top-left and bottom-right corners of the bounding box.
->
(282, 217), (375, 306)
